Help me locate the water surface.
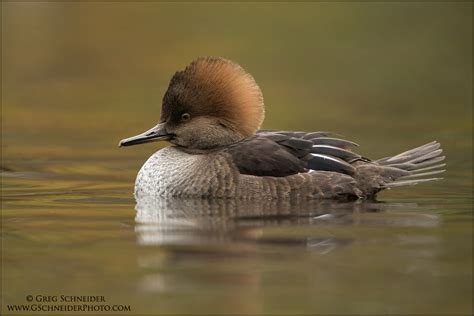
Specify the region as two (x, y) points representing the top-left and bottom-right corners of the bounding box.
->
(2, 150), (472, 314)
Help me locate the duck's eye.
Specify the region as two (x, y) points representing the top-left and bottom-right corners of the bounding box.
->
(181, 113), (191, 121)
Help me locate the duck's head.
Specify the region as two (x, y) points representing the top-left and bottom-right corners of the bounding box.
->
(119, 57), (264, 150)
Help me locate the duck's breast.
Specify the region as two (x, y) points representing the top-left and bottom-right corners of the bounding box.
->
(134, 146), (238, 197)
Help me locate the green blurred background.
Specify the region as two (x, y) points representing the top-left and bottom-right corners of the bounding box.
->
(2, 2), (472, 164)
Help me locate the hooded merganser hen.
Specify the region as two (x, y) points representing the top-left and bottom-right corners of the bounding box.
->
(119, 57), (445, 199)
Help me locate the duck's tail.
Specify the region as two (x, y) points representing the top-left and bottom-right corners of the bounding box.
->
(376, 141), (446, 187)
(356, 141), (446, 198)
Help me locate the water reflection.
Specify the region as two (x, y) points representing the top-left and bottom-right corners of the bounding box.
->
(134, 197), (441, 248)
(132, 196), (449, 312)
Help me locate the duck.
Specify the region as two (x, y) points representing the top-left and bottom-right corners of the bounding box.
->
(119, 57), (445, 200)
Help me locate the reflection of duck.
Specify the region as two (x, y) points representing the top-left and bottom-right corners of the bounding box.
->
(120, 57), (445, 199)
(134, 197), (440, 248)
(134, 196), (361, 247)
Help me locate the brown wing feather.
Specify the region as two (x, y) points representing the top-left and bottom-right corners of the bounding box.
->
(223, 136), (309, 177)
(224, 131), (364, 177)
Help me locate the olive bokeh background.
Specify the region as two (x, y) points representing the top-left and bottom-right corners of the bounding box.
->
(3, 2), (471, 164)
